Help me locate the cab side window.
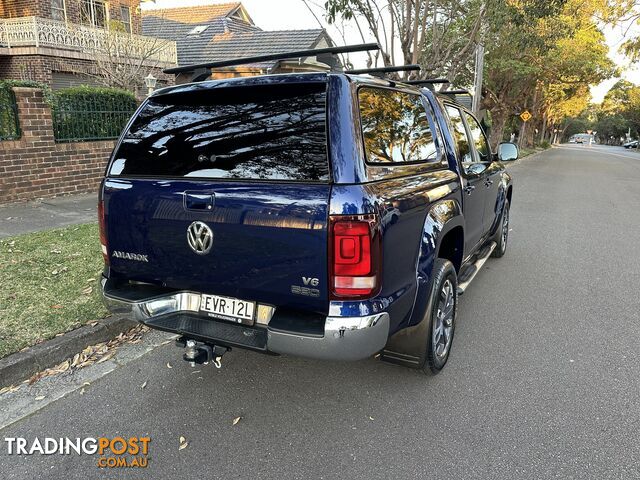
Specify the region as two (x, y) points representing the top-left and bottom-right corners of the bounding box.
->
(358, 87), (441, 165)
(464, 112), (491, 163)
(445, 105), (473, 166)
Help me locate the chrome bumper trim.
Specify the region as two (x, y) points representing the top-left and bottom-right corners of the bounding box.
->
(101, 278), (275, 325)
(102, 278), (390, 361)
(266, 313), (390, 361)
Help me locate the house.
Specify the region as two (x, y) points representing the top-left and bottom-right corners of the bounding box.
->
(142, 2), (336, 83)
(0, 0), (177, 90)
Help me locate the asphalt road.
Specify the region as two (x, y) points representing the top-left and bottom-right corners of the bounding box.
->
(2, 145), (640, 479)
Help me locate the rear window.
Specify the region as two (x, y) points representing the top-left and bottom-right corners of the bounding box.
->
(109, 82), (329, 181)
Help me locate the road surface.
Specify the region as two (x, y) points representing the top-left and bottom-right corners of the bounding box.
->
(1, 144), (639, 479)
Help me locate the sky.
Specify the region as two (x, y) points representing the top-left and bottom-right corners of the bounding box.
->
(144, 0), (640, 103)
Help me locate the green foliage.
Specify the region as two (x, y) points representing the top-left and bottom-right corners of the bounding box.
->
(0, 79), (53, 103)
(0, 80), (51, 140)
(51, 86), (137, 142)
(593, 79), (640, 142)
(540, 140), (551, 149)
(483, 0), (620, 147)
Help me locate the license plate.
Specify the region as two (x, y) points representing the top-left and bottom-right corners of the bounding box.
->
(200, 294), (255, 325)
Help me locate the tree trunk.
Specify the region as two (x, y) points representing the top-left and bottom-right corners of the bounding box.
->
(489, 109), (509, 150)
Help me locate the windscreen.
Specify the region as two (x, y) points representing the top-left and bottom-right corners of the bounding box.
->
(109, 82), (329, 181)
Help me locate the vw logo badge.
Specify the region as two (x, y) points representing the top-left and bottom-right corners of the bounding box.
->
(187, 221), (213, 255)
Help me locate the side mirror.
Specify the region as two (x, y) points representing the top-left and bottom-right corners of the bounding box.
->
(497, 142), (519, 161)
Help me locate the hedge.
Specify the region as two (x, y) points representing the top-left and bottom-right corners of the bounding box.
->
(51, 86), (138, 142)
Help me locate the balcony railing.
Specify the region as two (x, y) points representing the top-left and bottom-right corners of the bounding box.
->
(0, 16), (177, 65)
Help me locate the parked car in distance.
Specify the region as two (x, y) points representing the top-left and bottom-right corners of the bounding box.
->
(623, 140), (638, 149)
(100, 69), (514, 375)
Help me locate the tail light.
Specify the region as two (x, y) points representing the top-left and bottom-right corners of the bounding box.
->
(98, 200), (109, 266)
(329, 214), (382, 299)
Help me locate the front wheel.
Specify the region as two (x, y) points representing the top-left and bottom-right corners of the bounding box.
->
(422, 258), (458, 375)
(491, 199), (510, 258)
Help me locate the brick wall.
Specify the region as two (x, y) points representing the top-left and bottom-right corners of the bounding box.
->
(0, 55), (102, 84)
(0, 87), (115, 204)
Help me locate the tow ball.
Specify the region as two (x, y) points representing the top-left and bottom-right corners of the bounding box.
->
(176, 337), (230, 368)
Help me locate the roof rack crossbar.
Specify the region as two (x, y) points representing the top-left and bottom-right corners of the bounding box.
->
(345, 64), (421, 75)
(405, 78), (450, 85)
(442, 89), (471, 95)
(164, 43), (381, 74)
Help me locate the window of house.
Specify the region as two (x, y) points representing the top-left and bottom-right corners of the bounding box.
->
(80, 0), (108, 28)
(51, 0), (66, 22)
(358, 87), (441, 165)
(120, 6), (131, 33)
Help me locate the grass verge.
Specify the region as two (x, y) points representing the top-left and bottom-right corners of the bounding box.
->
(0, 223), (108, 359)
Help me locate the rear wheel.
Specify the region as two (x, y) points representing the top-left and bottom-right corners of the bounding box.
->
(422, 258), (457, 375)
(491, 199), (510, 258)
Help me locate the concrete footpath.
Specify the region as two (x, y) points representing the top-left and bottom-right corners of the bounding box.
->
(0, 193), (98, 238)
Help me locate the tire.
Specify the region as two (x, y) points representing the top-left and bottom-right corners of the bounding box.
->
(422, 258), (458, 375)
(491, 199), (510, 258)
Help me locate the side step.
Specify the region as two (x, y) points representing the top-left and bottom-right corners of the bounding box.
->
(457, 241), (496, 295)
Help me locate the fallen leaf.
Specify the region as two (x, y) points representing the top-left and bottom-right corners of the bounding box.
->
(83, 382), (90, 386)
(79, 388), (85, 395)
(87, 321), (99, 327)
(35, 395), (45, 401)
(232, 416), (242, 426)
(50, 249), (61, 254)
(166, 362), (173, 369)
(50, 304), (63, 309)
(86, 278), (96, 282)
(82, 286), (93, 295)
(179, 436), (188, 451)
(0, 385), (20, 395)
(96, 352), (115, 364)
(369, 416), (374, 421)
(141, 381), (148, 389)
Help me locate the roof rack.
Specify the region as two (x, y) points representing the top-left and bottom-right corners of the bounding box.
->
(405, 78), (450, 85)
(164, 43), (381, 76)
(442, 89), (472, 95)
(345, 64), (421, 76)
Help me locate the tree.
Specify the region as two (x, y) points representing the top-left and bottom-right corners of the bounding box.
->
(324, 0), (488, 81)
(482, 0), (618, 148)
(78, 19), (174, 97)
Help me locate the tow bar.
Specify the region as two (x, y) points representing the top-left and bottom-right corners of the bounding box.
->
(176, 337), (230, 368)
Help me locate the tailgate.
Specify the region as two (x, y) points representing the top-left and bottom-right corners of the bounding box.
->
(104, 179), (329, 313)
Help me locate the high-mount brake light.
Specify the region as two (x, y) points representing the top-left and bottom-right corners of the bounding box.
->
(329, 215), (382, 299)
(98, 200), (109, 266)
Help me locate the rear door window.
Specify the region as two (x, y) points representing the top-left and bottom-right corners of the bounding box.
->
(463, 112), (492, 163)
(109, 82), (329, 181)
(358, 87), (442, 165)
(445, 105), (474, 167)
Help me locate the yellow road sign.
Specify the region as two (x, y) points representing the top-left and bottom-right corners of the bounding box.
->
(520, 110), (532, 122)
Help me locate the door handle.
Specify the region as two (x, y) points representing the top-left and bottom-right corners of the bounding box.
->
(184, 192), (215, 210)
(484, 179), (494, 187)
(464, 184), (475, 195)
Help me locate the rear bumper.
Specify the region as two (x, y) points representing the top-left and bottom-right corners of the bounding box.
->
(101, 278), (389, 361)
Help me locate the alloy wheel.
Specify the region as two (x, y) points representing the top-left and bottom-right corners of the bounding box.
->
(433, 279), (455, 359)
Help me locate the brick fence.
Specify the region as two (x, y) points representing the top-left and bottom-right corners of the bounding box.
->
(0, 87), (115, 204)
